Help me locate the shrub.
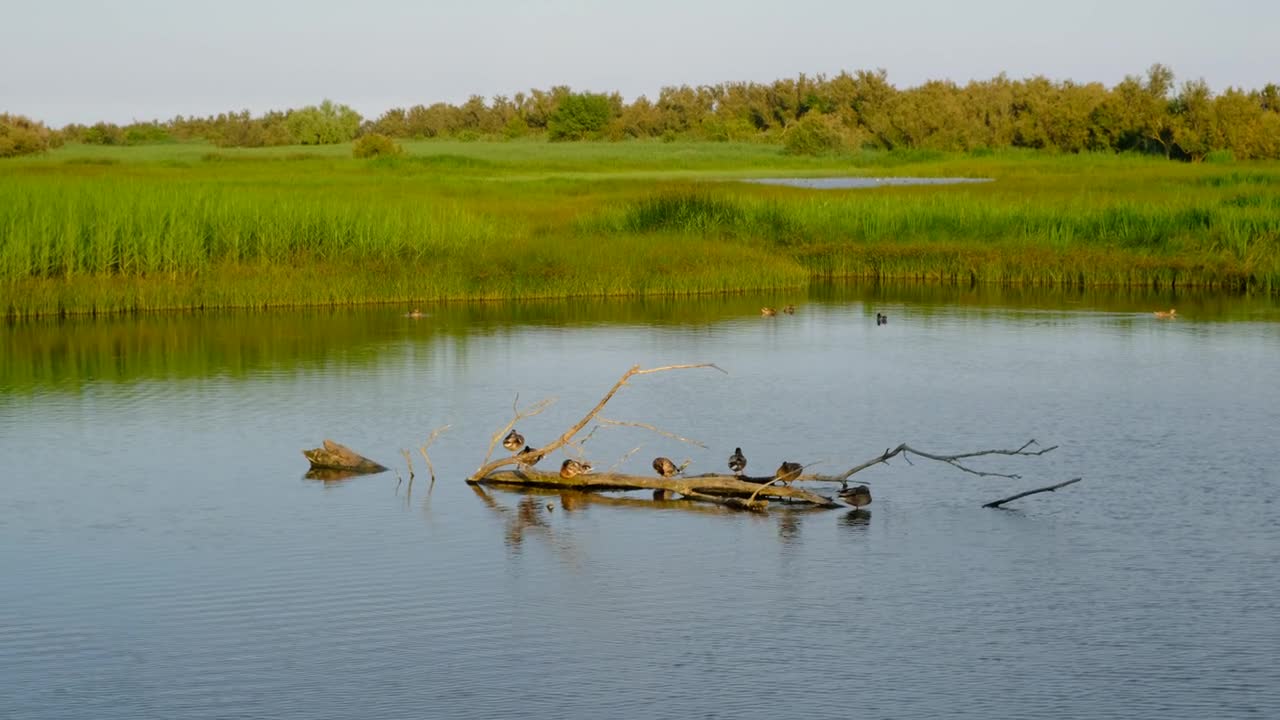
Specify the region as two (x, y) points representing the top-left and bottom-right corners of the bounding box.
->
(0, 114), (54, 158)
(77, 122), (126, 146)
(286, 100), (362, 145)
(782, 113), (849, 156)
(123, 122), (173, 145)
(352, 133), (404, 158)
(548, 92), (613, 141)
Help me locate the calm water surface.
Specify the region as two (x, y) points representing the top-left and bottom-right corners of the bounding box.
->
(3, 284), (1279, 719)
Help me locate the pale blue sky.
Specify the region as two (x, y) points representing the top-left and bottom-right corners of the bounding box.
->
(3, 0), (1277, 126)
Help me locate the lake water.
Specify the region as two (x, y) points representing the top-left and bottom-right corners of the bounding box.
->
(3, 284), (1279, 719)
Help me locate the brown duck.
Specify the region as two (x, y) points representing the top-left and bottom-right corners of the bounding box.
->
(560, 458), (592, 479)
(838, 485), (873, 508)
(652, 457), (679, 478)
(774, 461), (803, 485)
(728, 447), (747, 475)
(503, 429), (525, 452)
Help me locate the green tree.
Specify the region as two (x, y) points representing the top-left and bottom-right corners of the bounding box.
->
(1172, 79), (1219, 161)
(547, 92), (613, 140)
(285, 100), (362, 145)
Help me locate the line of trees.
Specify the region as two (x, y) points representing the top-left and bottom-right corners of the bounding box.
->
(4, 66), (1279, 160)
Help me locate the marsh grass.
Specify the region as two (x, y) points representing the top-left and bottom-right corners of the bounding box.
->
(3, 140), (1279, 315)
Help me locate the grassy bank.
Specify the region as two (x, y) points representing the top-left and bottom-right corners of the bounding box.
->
(3, 140), (1279, 316)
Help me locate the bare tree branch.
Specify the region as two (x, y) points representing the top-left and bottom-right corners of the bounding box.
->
(479, 396), (556, 468)
(801, 440), (1059, 484)
(595, 416), (707, 449)
(983, 478), (1083, 509)
(418, 424), (451, 489)
(469, 363), (725, 481)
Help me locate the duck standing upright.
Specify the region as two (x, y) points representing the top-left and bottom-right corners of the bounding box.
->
(774, 461), (803, 485)
(728, 447), (747, 475)
(838, 485), (873, 508)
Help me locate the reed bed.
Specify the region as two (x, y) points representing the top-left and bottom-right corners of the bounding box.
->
(2, 141), (1279, 316)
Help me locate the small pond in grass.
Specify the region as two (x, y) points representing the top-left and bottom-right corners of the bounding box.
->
(3, 283), (1279, 719)
(743, 176), (994, 188)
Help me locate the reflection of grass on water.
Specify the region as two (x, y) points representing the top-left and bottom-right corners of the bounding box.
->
(5, 282), (1275, 394)
(2, 141), (1279, 316)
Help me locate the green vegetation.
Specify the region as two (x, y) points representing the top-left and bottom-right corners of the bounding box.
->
(2, 139), (1279, 317)
(352, 133), (403, 158)
(548, 92), (614, 141)
(0, 114), (59, 158)
(22, 65), (1278, 160)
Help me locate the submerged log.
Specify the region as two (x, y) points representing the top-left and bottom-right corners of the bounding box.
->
(302, 439), (388, 474)
(471, 469), (838, 510)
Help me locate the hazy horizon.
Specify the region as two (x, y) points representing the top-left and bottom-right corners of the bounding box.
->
(3, 0), (1278, 127)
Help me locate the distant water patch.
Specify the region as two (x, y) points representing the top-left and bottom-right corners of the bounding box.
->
(744, 177), (993, 189)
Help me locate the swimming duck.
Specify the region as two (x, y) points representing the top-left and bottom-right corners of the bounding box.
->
(405, 308), (425, 319)
(653, 456), (679, 478)
(837, 484), (873, 508)
(876, 312), (887, 326)
(1153, 308), (1177, 319)
(560, 458), (592, 479)
(502, 429), (525, 452)
(728, 447), (747, 475)
(774, 461), (803, 485)
(761, 307), (777, 317)
(782, 305), (796, 315)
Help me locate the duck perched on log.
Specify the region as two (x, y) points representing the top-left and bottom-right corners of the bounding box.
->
(774, 461), (803, 485)
(653, 456), (679, 478)
(560, 458), (592, 479)
(838, 485), (873, 508)
(503, 429), (525, 452)
(728, 447), (747, 475)
(517, 445), (544, 467)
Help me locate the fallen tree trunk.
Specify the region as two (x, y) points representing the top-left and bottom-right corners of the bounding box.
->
(302, 439), (388, 473)
(471, 469), (837, 510)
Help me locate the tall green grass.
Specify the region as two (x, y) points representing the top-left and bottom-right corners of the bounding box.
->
(3, 140), (1279, 316)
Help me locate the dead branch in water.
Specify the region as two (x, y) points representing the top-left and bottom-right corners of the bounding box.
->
(983, 478), (1083, 509)
(799, 439), (1060, 485)
(417, 424), (451, 491)
(468, 363), (1064, 512)
(469, 363), (724, 481)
